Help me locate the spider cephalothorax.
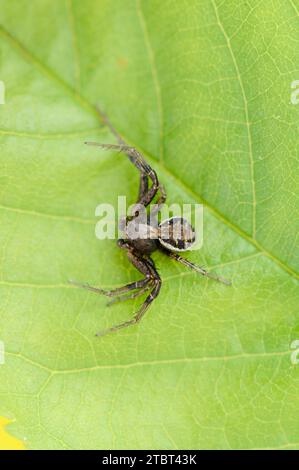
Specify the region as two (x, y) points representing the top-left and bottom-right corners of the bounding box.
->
(70, 108), (230, 336)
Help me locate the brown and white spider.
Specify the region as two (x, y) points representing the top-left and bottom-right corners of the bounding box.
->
(70, 109), (230, 337)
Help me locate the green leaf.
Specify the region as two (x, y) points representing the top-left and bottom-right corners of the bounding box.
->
(0, 0), (299, 450)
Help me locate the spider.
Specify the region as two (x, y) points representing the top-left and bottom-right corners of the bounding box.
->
(70, 109), (231, 337)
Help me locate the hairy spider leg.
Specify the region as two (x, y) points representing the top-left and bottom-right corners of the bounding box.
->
(96, 105), (149, 203)
(150, 183), (167, 217)
(85, 141), (160, 207)
(96, 105), (125, 146)
(95, 249), (161, 337)
(163, 251), (231, 286)
(106, 281), (153, 306)
(138, 173), (149, 201)
(69, 277), (150, 297)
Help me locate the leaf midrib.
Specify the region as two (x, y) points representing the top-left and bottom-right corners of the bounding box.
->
(0, 23), (298, 282)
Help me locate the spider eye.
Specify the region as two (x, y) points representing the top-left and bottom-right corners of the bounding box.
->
(158, 217), (196, 252)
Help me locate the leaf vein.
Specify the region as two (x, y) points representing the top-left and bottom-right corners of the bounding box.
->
(211, 0), (257, 238)
(136, 0), (164, 162)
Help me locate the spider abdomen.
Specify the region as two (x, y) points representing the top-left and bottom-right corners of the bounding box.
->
(158, 217), (196, 252)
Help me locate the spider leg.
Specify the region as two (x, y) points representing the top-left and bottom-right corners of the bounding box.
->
(85, 141), (159, 207)
(150, 183), (167, 217)
(96, 253), (161, 337)
(107, 280), (154, 306)
(96, 105), (125, 146)
(138, 173), (149, 201)
(162, 251), (231, 286)
(69, 278), (149, 297)
(96, 105), (149, 201)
